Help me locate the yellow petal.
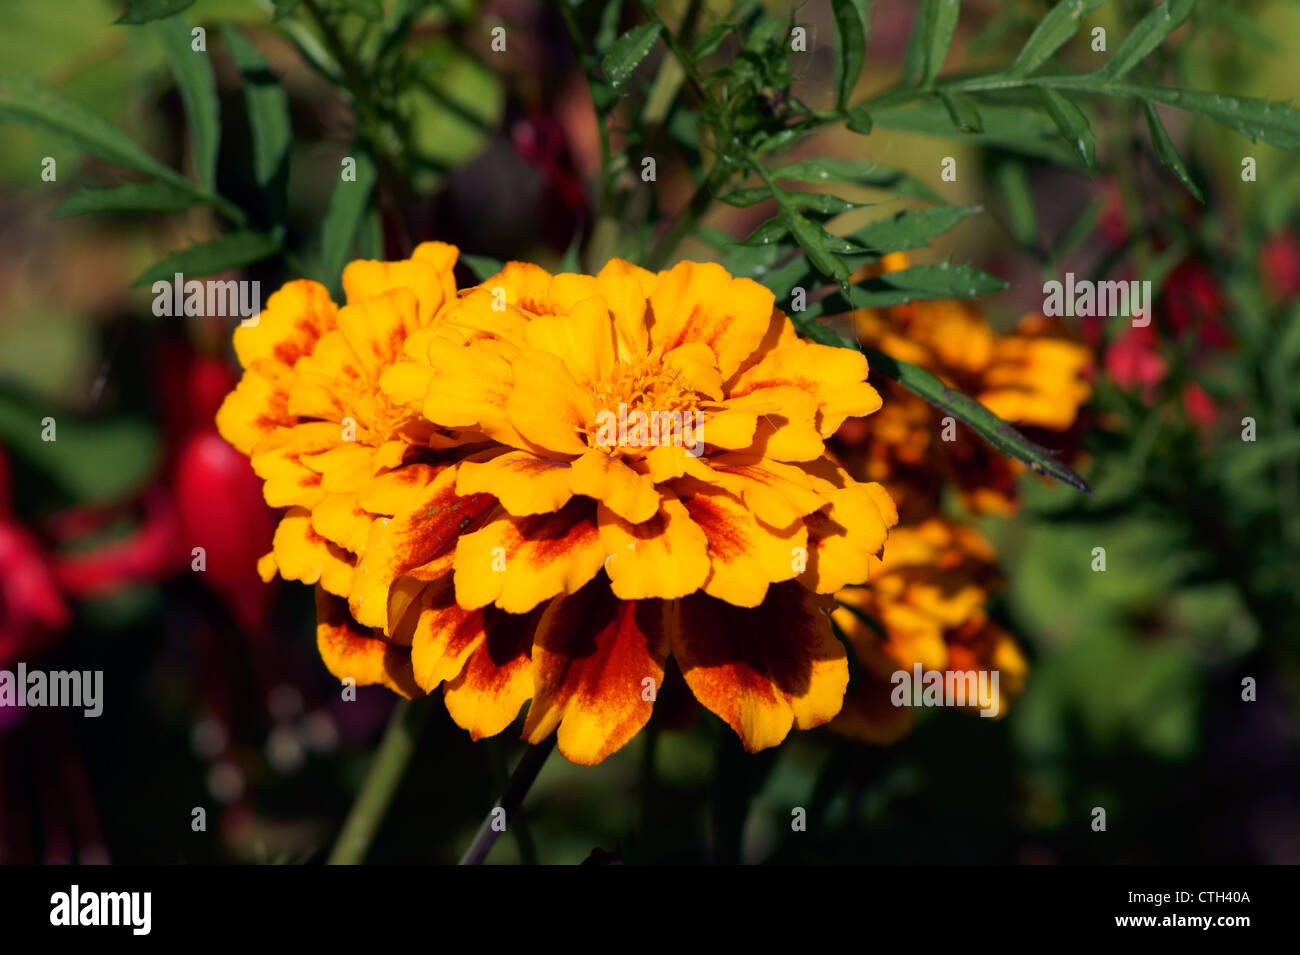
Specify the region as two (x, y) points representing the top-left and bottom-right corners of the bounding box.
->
(569, 448), (660, 524)
(456, 450), (574, 516)
(523, 584), (669, 765)
(523, 296), (616, 388)
(233, 279), (338, 369)
(504, 350), (595, 457)
(649, 261), (775, 379)
(598, 495), (709, 600)
(453, 499), (605, 613)
(682, 485), (807, 607)
(672, 583), (847, 751)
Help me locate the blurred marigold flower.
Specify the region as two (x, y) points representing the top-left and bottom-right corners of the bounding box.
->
(830, 518), (1026, 743)
(218, 248), (899, 763)
(841, 254), (1092, 518)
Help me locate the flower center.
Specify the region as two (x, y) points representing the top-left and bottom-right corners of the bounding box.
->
(587, 358), (702, 455)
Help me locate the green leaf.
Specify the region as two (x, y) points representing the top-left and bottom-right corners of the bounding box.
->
(996, 160), (1038, 248)
(939, 90), (982, 133)
(1038, 86), (1096, 172)
(850, 204), (979, 252)
(719, 186), (865, 215)
(1011, 0), (1105, 76)
(690, 22), (733, 61)
(134, 231), (280, 286)
(115, 0), (196, 24)
(52, 181), (196, 217)
(221, 26), (291, 192)
(0, 76), (192, 190)
(152, 15), (220, 189)
(786, 314), (1090, 494)
(832, 0), (871, 109)
(0, 390), (160, 503)
(803, 260), (1008, 316)
(1141, 100), (1203, 202)
(772, 158), (941, 201)
(314, 152), (377, 293)
(905, 0), (961, 88)
(768, 185), (851, 282)
(844, 104), (873, 134)
(601, 21), (663, 89)
(874, 97), (1081, 166)
(1131, 86), (1300, 152)
(462, 254), (504, 282)
(1098, 0), (1195, 80)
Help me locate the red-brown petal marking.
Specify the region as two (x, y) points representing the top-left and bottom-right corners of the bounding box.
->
(350, 464), (496, 630)
(442, 605), (539, 740)
(522, 584), (670, 765)
(315, 587), (422, 698)
(672, 582), (847, 751)
(409, 575), (489, 692)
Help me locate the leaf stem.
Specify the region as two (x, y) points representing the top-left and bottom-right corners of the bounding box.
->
(458, 737), (556, 865)
(326, 698), (430, 865)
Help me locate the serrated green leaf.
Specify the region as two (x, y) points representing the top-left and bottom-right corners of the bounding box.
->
(0, 76), (192, 190)
(1011, 0), (1105, 76)
(115, 0), (196, 24)
(601, 21), (662, 89)
(850, 205), (979, 252)
(52, 182), (196, 217)
(1098, 0), (1195, 80)
(739, 216), (790, 248)
(939, 90), (982, 132)
(315, 152), (377, 293)
(221, 26), (291, 192)
(1141, 100), (1203, 201)
(832, 0), (871, 109)
(1038, 86), (1095, 171)
(134, 231), (280, 286)
(152, 15), (220, 189)
(1131, 86), (1300, 152)
(905, 0), (961, 88)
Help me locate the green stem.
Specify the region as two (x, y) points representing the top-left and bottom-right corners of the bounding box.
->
(326, 698), (430, 865)
(458, 737), (556, 865)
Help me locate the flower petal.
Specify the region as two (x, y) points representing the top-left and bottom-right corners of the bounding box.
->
(453, 498), (605, 613)
(456, 450), (574, 516)
(681, 485), (807, 607)
(504, 350), (596, 457)
(649, 261), (775, 379)
(598, 495), (709, 600)
(523, 584), (670, 765)
(316, 587), (422, 698)
(349, 464), (496, 630)
(672, 582), (847, 751)
(442, 607), (537, 739)
(569, 448), (660, 524)
(233, 279), (338, 369)
(798, 481), (896, 592)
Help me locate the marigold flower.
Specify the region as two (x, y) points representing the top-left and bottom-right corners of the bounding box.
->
(830, 518), (1026, 743)
(842, 256), (1092, 518)
(216, 242), (473, 696)
(219, 249), (899, 764)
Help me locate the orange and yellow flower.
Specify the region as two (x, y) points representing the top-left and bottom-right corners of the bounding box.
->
(837, 254), (1092, 519)
(830, 517), (1027, 743)
(218, 248), (898, 764)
